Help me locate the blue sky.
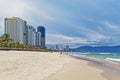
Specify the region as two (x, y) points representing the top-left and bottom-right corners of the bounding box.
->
(0, 0), (120, 46)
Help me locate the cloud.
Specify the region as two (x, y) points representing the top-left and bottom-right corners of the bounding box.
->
(23, 1), (72, 25)
(0, 0), (27, 17)
(105, 21), (120, 30)
(103, 21), (120, 45)
(85, 32), (110, 42)
(46, 32), (111, 46)
(46, 33), (88, 44)
(0, 0), (28, 35)
(25, 5), (54, 21)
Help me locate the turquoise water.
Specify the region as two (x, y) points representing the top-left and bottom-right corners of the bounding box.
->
(72, 52), (120, 63)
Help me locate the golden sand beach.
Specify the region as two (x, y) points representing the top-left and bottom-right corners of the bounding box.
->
(42, 54), (107, 80)
(0, 51), (107, 80)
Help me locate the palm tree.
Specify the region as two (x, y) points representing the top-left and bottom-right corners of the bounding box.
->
(15, 42), (20, 48)
(19, 43), (24, 49)
(12, 43), (16, 48)
(0, 36), (2, 46)
(2, 34), (14, 48)
(8, 42), (14, 48)
(2, 34), (10, 44)
(28, 44), (32, 48)
(1, 42), (7, 47)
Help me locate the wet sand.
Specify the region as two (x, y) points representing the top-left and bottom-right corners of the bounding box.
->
(73, 55), (120, 80)
(42, 55), (107, 80)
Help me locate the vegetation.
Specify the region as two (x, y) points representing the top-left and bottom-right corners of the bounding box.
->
(0, 36), (2, 46)
(0, 33), (46, 51)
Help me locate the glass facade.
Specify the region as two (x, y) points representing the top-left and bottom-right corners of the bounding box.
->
(37, 26), (46, 47)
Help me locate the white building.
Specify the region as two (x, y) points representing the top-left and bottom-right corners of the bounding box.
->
(5, 17), (43, 47)
(5, 17), (27, 44)
(35, 32), (41, 46)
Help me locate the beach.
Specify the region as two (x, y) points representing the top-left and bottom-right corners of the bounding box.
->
(0, 51), (118, 80)
(0, 51), (69, 80)
(42, 54), (107, 80)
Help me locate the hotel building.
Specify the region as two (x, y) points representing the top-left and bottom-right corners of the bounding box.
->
(4, 17), (44, 47)
(37, 26), (46, 48)
(5, 17), (27, 44)
(35, 32), (41, 47)
(27, 25), (34, 45)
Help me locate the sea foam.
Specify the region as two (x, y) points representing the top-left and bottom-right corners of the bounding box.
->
(106, 57), (120, 62)
(99, 53), (111, 55)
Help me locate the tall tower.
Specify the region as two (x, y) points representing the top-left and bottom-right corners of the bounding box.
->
(5, 17), (27, 44)
(27, 25), (36, 45)
(35, 32), (41, 47)
(37, 26), (45, 48)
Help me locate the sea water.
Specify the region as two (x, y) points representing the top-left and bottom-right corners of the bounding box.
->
(71, 52), (120, 63)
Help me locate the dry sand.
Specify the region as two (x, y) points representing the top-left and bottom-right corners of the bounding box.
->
(42, 56), (107, 80)
(0, 51), (69, 80)
(0, 51), (107, 80)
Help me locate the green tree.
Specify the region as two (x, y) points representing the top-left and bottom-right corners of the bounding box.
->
(28, 44), (32, 48)
(8, 42), (14, 48)
(1, 42), (7, 47)
(2, 34), (10, 44)
(15, 42), (20, 48)
(19, 43), (24, 48)
(1, 33), (14, 47)
(0, 36), (2, 46)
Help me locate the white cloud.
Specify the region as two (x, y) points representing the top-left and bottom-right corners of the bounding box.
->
(23, 1), (72, 25)
(103, 21), (120, 45)
(0, 0), (28, 35)
(46, 33), (88, 44)
(105, 21), (120, 30)
(46, 32), (110, 46)
(86, 32), (110, 42)
(25, 5), (54, 21)
(0, 0), (27, 18)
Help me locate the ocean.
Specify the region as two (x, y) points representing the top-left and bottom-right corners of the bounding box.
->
(71, 52), (120, 64)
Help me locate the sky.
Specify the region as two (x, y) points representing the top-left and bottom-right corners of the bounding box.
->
(0, 0), (120, 47)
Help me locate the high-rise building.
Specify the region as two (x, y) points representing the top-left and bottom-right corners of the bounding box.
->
(35, 32), (41, 47)
(27, 25), (35, 45)
(27, 25), (40, 46)
(5, 17), (27, 44)
(21, 20), (28, 44)
(32, 28), (36, 46)
(37, 26), (46, 48)
(5, 17), (45, 47)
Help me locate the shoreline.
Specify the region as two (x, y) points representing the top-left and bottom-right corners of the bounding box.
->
(88, 58), (120, 80)
(71, 54), (120, 80)
(42, 54), (107, 80)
